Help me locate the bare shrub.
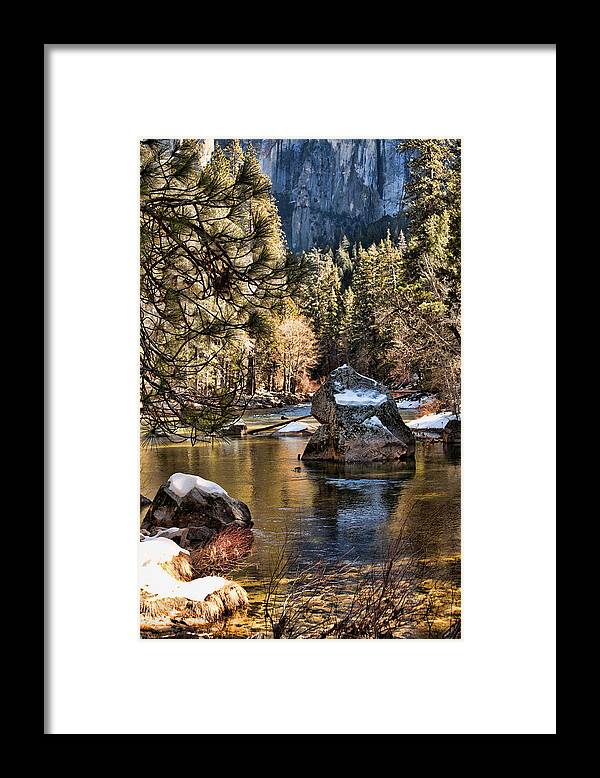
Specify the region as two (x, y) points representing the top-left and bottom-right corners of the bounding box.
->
(190, 525), (254, 578)
(260, 528), (456, 639)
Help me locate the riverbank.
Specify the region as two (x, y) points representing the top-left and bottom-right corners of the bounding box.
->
(238, 390), (311, 410)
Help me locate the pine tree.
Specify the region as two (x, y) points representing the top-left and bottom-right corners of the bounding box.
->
(140, 139), (289, 443)
(388, 139), (461, 410)
(339, 286), (355, 363)
(302, 248), (343, 373)
(335, 234), (353, 291)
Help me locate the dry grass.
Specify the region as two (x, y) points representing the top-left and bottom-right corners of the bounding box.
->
(159, 553), (194, 582)
(140, 580), (249, 627)
(261, 527), (460, 639)
(190, 525), (254, 578)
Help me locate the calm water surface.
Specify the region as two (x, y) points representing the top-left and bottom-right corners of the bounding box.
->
(140, 405), (461, 637)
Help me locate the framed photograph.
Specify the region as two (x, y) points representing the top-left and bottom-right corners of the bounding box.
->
(46, 44), (556, 734)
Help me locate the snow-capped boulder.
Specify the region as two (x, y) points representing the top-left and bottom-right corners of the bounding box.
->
(142, 472), (252, 542)
(301, 365), (415, 462)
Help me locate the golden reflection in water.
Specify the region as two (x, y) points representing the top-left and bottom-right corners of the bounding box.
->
(140, 427), (460, 639)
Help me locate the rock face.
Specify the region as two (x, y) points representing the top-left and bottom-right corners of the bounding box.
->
(218, 139), (410, 252)
(142, 473), (252, 541)
(301, 365), (415, 463)
(443, 419), (461, 444)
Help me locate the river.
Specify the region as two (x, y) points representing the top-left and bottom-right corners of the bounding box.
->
(140, 404), (461, 638)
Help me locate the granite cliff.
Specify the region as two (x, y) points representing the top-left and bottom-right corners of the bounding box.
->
(218, 139), (409, 252)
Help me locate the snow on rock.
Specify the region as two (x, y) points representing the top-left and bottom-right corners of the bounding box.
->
(144, 474), (252, 535)
(303, 365), (415, 462)
(138, 536), (189, 565)
(363, 416), (387, 431)
(407, 412), (458, 430)
(139, 555), (226, 601)
(334, 388), (387, 407)
(168, 472), (228, 498)
(139, 561), (182, 597)
(141, 527), (182, 541)
(138, 538), (227, 601)
(275, 421), (310, 434)
(181, 576), (228, 602)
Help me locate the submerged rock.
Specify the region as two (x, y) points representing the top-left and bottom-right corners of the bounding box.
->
(142, 472), (253, 542)
(301, 365), (415, 463)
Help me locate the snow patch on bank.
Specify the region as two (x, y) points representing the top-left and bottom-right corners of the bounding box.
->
(407, 412), (458, 430)
(168, 472), (228, 498)
(138, 536), (189, 565)
(275, 421), (310, 434)
(396, 394), (436, 409)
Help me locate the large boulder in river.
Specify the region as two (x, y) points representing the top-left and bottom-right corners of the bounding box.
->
(301, 365), (415, 463)
(142, 473), (252, 541)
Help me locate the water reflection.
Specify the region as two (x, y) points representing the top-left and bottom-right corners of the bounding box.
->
(140, 407), (460, 636)
(295, 460), (415, 564)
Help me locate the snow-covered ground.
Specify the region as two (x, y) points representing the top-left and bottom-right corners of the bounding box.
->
(168, 472), (228, 498)
(396, 394), (436, 409)
(407, 412), (458, 430)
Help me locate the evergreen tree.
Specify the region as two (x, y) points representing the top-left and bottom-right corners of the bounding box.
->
(334, 234), (353, 291)
(388, 139), (461, 410)
(140, 139), (289, 442)
(339, 286), (355, 363)
(346, 237), (404, 379)
(302, 248), (343, 373)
